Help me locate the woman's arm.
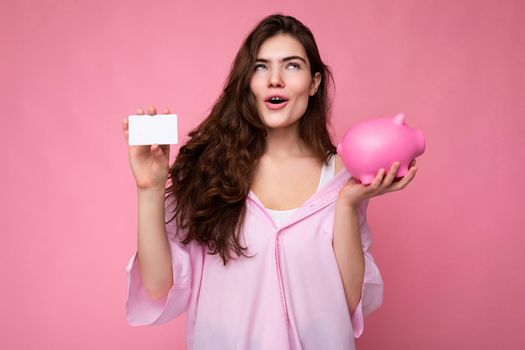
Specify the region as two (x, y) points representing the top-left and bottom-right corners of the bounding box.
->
(332, 201), (365, 315)
(126, 188), (197, 326)
(136, 186), (174, 299)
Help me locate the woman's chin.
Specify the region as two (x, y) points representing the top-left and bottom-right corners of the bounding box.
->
(259, 110), (302, 130)
(263, 120), (298, 131)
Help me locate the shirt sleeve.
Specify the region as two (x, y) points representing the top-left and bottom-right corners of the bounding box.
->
(350, 198), (384, 338)
(125, 197), (195, 326)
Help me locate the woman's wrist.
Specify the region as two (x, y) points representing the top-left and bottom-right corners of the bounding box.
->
(137, 185), (166, 196)
(335, 197), (360, 212)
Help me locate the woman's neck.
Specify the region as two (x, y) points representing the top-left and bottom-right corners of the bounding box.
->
(264, 123), (312, 159)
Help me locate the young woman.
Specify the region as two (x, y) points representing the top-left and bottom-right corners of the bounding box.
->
(122, 13), (417, 350)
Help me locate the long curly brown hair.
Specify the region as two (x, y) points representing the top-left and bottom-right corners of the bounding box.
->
(165, 13), (338, 266)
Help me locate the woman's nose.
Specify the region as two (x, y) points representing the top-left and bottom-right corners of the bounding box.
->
(268, 68), (284, 87)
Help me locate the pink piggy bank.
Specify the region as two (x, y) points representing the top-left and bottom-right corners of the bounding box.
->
(337, 113), (425, 185)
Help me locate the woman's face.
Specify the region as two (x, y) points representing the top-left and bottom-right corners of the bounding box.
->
(250, 34), (321, 130)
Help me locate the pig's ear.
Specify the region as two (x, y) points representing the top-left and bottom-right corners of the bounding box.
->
(393, 113), (405, 125)
(337, 143), (342, 154)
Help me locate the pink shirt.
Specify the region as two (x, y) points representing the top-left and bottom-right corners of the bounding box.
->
(125, 166), (384, 349)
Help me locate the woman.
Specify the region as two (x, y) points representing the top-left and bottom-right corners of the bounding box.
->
(122, 13), (417, 350)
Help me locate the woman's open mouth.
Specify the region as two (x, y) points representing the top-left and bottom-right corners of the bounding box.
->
(264, 97), (289, 110)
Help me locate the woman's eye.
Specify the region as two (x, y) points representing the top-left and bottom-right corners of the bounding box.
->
(254, 62), (300, 71)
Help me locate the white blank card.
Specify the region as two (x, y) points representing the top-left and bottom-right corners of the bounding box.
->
(128, 114), (178, 146)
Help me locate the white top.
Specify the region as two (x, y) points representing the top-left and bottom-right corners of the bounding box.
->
(265, 154), (336, 227)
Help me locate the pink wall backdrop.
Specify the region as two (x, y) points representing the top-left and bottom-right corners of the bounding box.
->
(1, 0), (523, 349)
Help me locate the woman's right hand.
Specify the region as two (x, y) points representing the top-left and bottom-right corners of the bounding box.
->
(122, 106), (171, 191)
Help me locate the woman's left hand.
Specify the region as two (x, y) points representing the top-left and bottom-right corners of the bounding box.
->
(338, 159), (418, 209)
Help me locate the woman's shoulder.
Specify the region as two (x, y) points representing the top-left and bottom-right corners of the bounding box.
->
(333, 153), (345, 176)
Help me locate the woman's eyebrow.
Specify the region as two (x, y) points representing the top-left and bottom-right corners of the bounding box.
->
(255, 55), (307, 64)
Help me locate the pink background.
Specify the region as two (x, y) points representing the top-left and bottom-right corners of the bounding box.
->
(1, 0), (523, 349)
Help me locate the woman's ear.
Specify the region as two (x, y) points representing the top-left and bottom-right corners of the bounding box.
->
(310, 72), (322, 96)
